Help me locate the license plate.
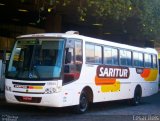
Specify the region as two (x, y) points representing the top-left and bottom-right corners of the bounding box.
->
(22, 96), (32, 101)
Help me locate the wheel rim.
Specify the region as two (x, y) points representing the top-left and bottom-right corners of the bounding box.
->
(80, 94), (88, 112)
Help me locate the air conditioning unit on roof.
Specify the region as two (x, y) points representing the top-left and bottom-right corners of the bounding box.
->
(65, 31), (79, 35)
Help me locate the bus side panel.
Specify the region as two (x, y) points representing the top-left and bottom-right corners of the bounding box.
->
(80, 65), (134, 103)
(130, 68), (159, 97)
(79, 65), (159, 103)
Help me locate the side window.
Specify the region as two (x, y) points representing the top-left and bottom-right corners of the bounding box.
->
(85, 43), (102, 64)
(119, 49), (131, 66)
(75, 41), (83, 64)
(86, 43), (94, 63)
(95, 45), (102, 64)
(126, 51), (132, 66)
(112, 48), (118, 65)
(139, 53), (143, 66)
(75, 40), (83, 78)
(120, 49), (126, 66)
(144, 54), (152, 68)
(63, 39), (83, 84)
(65, 39), (75, 64)
(133, 52), (143, 67)
(133, 52), (138, 66)
(104, 47), (112, 64)
(152, 55), (157, 68)
(103, 46), (118, 65)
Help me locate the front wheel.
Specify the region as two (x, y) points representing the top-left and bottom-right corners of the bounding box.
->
(73, 92), (89, 114)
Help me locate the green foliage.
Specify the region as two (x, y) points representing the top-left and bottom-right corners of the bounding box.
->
(87, 0), (133, 21)
(86, 0), (160, 39)
(139, 0), (160, 38)
(55, 0), (160, 39)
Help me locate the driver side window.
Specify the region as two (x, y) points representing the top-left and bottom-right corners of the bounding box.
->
(63, 39), (83, 84)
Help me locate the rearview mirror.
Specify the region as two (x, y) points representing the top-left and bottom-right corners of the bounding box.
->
(65, 52), (72, 64)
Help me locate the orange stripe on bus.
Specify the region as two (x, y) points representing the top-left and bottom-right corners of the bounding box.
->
(95, 76), (116, 85)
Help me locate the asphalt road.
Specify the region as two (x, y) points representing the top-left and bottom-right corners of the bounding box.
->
(0, 92), (160, 121)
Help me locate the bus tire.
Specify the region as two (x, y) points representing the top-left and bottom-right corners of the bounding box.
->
(131, 86), (142, 106)
(73, 91), (89, 114)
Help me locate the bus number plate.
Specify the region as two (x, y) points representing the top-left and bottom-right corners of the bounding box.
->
(22, 96), (32, 101)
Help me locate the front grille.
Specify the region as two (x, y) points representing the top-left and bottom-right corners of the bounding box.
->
(13, 91), (44, 94)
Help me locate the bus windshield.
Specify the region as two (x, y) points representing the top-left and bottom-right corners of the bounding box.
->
(6, 38), (65, 80)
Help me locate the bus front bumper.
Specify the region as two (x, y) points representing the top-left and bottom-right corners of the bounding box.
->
(5, 90), (66, 107)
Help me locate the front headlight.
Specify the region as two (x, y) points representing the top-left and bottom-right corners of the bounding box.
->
(44, 87), (59, 94)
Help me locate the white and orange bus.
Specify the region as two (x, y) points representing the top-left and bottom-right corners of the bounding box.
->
(5, 31), (159, 113)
